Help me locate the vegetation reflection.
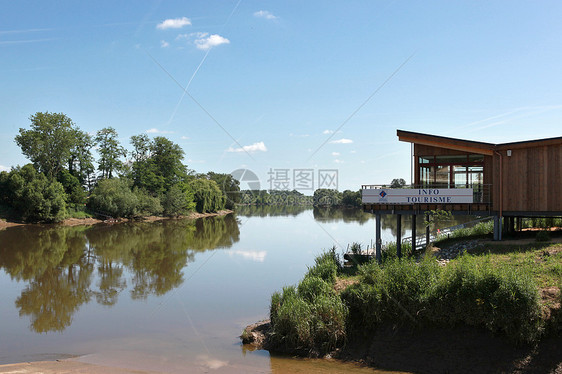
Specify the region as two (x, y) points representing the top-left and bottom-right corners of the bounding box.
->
(0, 215), (239, 333)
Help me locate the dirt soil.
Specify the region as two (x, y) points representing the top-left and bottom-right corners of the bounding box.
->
(0, 359), (161, 374)
(0, 210), (233, 230)
(242, 321), (562, 374)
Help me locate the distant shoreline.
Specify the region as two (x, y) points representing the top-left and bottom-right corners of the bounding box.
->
(0, 209), (233, 230)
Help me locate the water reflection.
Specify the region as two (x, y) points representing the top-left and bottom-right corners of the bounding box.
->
(0, 215), (240, 333)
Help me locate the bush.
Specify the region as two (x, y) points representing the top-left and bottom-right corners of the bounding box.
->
(1, 164), (67, 222)
(87, 178), (139, 218)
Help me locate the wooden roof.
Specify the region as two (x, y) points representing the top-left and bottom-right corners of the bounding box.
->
(397, 130), (562, 155)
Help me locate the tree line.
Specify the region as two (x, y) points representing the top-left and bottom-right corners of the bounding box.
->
(0, 112), (240, 222)
(238, 188), (362, 207)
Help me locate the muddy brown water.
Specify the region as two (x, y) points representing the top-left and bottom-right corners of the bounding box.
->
(0, 207), (465, 373)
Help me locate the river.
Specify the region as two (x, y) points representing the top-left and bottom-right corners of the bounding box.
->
(0, 207), (447, 373)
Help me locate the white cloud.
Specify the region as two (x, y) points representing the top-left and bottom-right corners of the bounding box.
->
(194, 34), (230, 50)
(160, 40), (169, 48)
(334, 159), (344, 164)
(331, 152), (340, 156)
(350, 150), (357, 154)
(330, 138), (353, 144)
(146, 128), (174, 134)
(227, 141), (267, 153)
(157, 17), (191, 30)
(323, 129), (334, 135)
(254, 10), (278, 20)
(180, 136), (190, 140)
(0, 165), (9, 172)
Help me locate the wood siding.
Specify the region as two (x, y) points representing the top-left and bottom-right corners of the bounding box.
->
(495, 144), (562, 213)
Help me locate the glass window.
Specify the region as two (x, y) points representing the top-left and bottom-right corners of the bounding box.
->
(419, 156), (433, 164)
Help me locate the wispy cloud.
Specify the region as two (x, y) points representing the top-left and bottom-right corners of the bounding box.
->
(0, 165), (9, 172)
(146, 128), (174, 134)
(331, 152), (340, 156)
(323, 129), (334, 135)
(0, 38), (56, 46)
(194, 34), (230, 50)
(157, 17), (191, 30)
(334, 159), (344, 164)
(180, 136), (190, 140)
(330, 138), (353, 144)
(227, 141), (267, 153)
(160, 40), (169, 48)
(254, 10), (278, 20)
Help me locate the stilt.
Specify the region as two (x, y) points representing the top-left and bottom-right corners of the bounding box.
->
(396, 214), (402, 258)
(411, 214), (417, 252)
(375, 213), (382, 263)
(425, 213), (430, 249)
(516, 217), (522, 232)
(493, 215), (503, 241)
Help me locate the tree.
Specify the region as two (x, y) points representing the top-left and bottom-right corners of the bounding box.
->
(2, 164), (67, 222)
(188, 179), (225, 213)
(162, 185), (196, 217)
(390, 178), (406, 188)
(341, 190), (361, 207)
(95, 127), (126, 179)
(15, 112), (77, 180)
(68, 129), (96, 190)
(313, 189), (342, 206)
(207, 172), (240, 209)
(87, 178), (138, 218)
(129, 135), (188, 195)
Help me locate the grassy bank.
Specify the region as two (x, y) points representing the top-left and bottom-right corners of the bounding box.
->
(250, 237), (562, 360)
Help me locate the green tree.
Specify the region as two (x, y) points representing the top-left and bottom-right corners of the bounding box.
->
(129, 135), (187, 195)
(68, 129), (96, 190)
(207, 172), (240, 209)
(341, 189), (361, 207)
(188, 179), (226, 213)
(15, 112), (78, 180)
(313, 189), (342, 206)
(390, 178), (407, 188)
(87, 178), (138, 218)
(162, 184), (196, 217)
(57, 169), (87, 206)
(3, 164), (67, 222)
(95, 127), (126, 179)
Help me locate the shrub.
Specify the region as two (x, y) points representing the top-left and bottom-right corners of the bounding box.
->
(1, 164), (67, 222)
(87, 178), (138, 218)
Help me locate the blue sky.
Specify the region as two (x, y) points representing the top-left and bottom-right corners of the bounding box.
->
(2, 1), (562, 191)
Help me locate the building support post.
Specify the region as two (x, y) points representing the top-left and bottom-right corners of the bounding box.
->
(493, 215), (502, 241)
(396, 214), (402, 258)
(375, 213), (382, 263)
(425, 213), (430, 249)
(516, 217), (522, 232)
(411, 214), (417, 252)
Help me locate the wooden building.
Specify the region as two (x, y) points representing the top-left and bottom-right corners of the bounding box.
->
(362, 130), (562, 259)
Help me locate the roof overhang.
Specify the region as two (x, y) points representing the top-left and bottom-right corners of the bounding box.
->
(397, 130), (495, 155)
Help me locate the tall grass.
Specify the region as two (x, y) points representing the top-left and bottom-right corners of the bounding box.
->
(269, 251), (347, 355)
(342, 254), (543, 343)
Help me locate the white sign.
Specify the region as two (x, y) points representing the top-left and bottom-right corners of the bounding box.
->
(362, 188), (474, 204)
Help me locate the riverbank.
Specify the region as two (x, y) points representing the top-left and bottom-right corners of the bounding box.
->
(243, 320), (562, 373)
(0, 210), (233, 230)
(242, 238), (562, 373)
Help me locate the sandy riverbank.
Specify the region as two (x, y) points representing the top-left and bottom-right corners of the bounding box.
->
(0, 359), (161, 374)
(0, 210), (233, 230)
